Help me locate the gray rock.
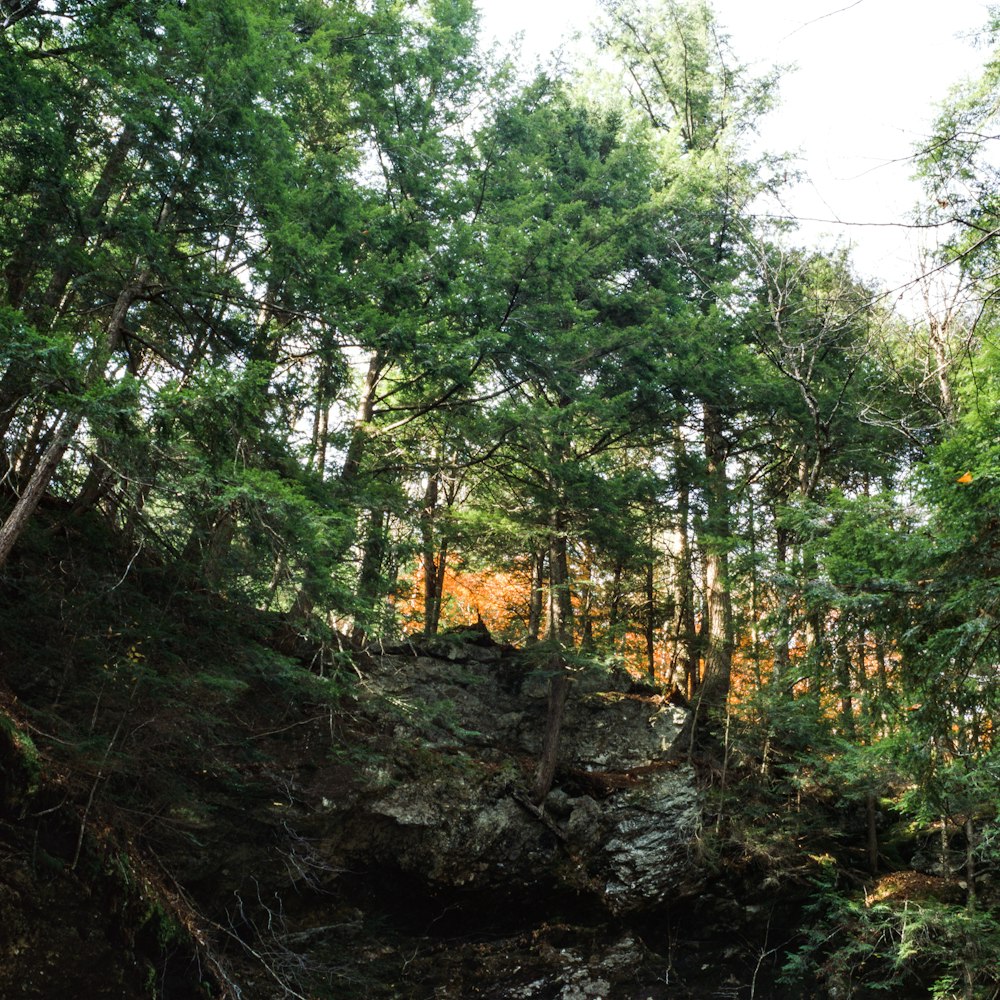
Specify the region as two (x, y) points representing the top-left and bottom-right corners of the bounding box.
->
(566, 795), (604, 849)
(600, 768), (703, 911)
(314, 636), (702, 913)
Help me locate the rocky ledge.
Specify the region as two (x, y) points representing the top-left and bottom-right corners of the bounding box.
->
(313, 627), (703, 917)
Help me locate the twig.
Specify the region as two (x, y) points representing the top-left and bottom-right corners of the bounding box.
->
(71, 710), (125, 870)
(215, 715), (327, 746)
(108, 541), (144, 592)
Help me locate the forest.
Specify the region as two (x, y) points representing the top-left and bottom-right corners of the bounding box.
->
(2, 0), (1000, 997)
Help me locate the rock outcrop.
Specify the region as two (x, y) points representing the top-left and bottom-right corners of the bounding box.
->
(304, 630), (703, 916)
(0, 626), (720, 999)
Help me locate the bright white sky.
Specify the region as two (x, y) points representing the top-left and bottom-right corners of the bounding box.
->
(477, 0), (992, 299)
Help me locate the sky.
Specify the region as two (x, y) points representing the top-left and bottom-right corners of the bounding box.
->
(476, 0), (992, 300)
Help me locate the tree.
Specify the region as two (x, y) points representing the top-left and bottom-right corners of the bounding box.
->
(446, 83), (677, 799)
(597, 0), (781, 713)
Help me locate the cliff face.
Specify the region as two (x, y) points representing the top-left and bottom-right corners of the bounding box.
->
(0, 623), (795, 999)
(265, 629), (713, 998)
(321, 632), (702, 914)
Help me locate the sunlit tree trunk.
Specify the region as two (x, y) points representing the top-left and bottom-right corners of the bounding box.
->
(340, 352), (383, 487)
(0, 412), (77, 567)
(527, 548), (545, 644)
(674, 471), (698, 699)
(644, 538), (656, 680)
(0, 267), (143, 568)
(699, 403), (734, 708)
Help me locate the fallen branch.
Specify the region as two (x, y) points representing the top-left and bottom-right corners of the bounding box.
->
(510, 789), (568, 842)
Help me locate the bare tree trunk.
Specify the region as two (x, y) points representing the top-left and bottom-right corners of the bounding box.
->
(40, 124), (137, 317)
(421, 464), (442, 636)
(11, 407), (52, 484)
(310, 392), (330, 477)
(961, 815), (978, 999)
(835, 620), (856, 738)
(676, 475), (699, 700)
(70, 454), (115, 516)
(1, 84), (103, 310)
(773, 521), (791, 681)
(351, 507), (388, 645)
(804, 606), (824, 701)
(608, 558), (624, 650)
(531, 516), (574, 805)
(965, 815), (977, 910)
(0, 365), (29, 457)
(644, 542), (656, 681)
(343, 352), (393, 642)
(874, 637), (889, 727)
(340, 352), (382, 486)
(0, 263), (144, 567)
(527, 549), (545, 644)
(581, 548), (595, 652)
(699, 403), (733, 709)
(286, 351), (383, 625)
(531, 661), (571, 806)
(0, 412), (79, 568)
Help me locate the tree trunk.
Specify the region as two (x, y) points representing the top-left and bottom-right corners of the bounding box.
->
(2, 94), (102, 311)
(699, 402), (734, 709)
(351, 507), (388, 645)
(835, 620), (856, 738)
(927, 316), (957, 423)
(421, 465), (442, 636)
(531, 516), (574, 805)
(340, 352), (382, 486)
(527, 549), (545, 644)
(581, 549), (595, 652)
(644, 543), (656, 681)
(773, 521), (791, 680)
(866, 790), (879, 875)
(284, 350), (383, 626)
(0, 364), (30, 456)
(608, 558), (624, 650)
(11, 407), (52, 485)
(0, 412), (79, 568)
(804, 606), (824, 703)
(531, 661), (571, 807)
(70, 453), (116, 517)
(965, 815), (977, 910)
(0, 265), (143, 568)
(675, 471), (698, 699)
(40, 124), (137, 317)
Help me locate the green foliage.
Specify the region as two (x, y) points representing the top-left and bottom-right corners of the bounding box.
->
(0, 712), (42, 799)
(783, 887), (1000, 998)
(6, 2), (1000, 993)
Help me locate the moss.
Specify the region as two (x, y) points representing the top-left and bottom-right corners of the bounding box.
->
(138, 895), (187, 953)
(0, 712), (42, 802)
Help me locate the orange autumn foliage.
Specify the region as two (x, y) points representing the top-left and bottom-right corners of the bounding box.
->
(400, 560), (902, 709)
(398, 561), (534, 638)
(400, 560), (680, 681)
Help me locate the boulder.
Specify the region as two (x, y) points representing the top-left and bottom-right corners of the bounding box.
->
(308, 635), (703, 914)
